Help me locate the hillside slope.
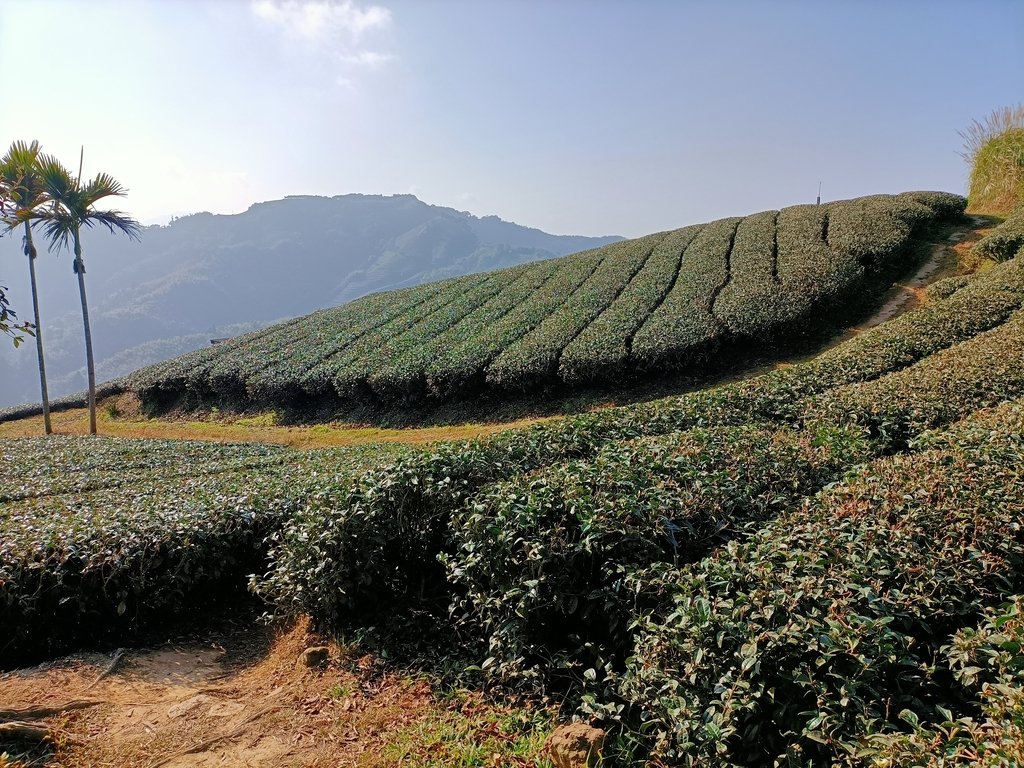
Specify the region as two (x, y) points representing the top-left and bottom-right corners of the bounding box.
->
(3, 230), (1023, 765)
(0, 194), (620, 407)
(115, 190), (964, 414)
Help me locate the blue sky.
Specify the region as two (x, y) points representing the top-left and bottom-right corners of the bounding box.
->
(1, 0), (1021, 237)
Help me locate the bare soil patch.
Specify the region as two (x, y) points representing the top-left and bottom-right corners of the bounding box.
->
(0, 618), (548, 768)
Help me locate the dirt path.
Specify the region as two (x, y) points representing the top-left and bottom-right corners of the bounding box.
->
(0, 619), (550, 768)
(0, 619), (388, 767)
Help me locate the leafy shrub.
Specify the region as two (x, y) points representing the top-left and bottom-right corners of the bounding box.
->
(443, 425), (870, 688)
(486, 234), (663, 391)
(425, 249), (605, 398)
(0, 437), (392, 664)
(617, 405), (1024, 765)
(927, 273), (974, 300)
(559, 226), (702, 384)
(973, 204), (1024, 263)
(66, 191), (964, 416)
(632, 216), (741, 368)
(805, 308), (1024, 448)
(859, 595), (1024, 766)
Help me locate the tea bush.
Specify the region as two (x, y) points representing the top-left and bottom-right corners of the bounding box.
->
(486, 234), (663, 391)
(805, 308), (1024, 447)
(443, 424), (870, 687)
(0, 438), (394, 664)
(617, 402), (1024, 765)
(54, 191), (962, 416)
(559, 226), (702, 384)
(973, 204), (1024, 262)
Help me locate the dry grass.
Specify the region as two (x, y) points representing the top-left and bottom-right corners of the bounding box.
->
(0, 618), (555, 768)
(0, 393), (557, 448)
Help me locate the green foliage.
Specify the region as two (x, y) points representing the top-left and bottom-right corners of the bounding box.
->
(618, 405), (1024, 764)
(487, 233), (664, 391)
(927, 273), (974, 300)
(859, 595), (1024, 766)
(5, 194), (1023, 768)
(806, 307), (1024, 448)
(632, 216), (741, 368)
(0, 437), (397, 664)
(559, 225), (702, 384)
(443, 425), (870, 688)
(974, 204), (1024, 263)
(94, 191), (964, 415)
(0, 285), (32, 346)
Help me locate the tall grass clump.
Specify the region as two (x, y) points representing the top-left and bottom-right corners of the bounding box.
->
(962, 105), (1024, 214)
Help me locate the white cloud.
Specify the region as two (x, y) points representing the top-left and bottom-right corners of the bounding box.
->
(252, 0), (394, 86)
(252, 0), (391, 44)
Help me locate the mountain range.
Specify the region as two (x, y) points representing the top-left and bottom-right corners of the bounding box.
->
(0, 194), (620, 407)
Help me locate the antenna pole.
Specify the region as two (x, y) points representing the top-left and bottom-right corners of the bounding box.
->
(816, 181), (822, 206)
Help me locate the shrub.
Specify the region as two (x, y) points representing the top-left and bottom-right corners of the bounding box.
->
(104, 191), (964, 415)
(617, 406), (1024, 765)
(486, 234), (663, 391)
(804, 308), (1024, 448)
(0, 437), (392, 664)
(444, 425), (870, 688)
(559, 226), (702, 385)
(973, 204), (1024, 263)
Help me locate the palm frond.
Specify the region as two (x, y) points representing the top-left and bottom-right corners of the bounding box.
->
(35, 154), (76, 203)
(80, 208), (142, 241)
(80, 172), (128, 205)
(0, 140), (47, 211)
(1, 140), (41, 171)
(40, 211), (75, 253)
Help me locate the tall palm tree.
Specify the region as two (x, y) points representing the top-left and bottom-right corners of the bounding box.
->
(1, 140), (53, 433)
(35, 155), (141, 435)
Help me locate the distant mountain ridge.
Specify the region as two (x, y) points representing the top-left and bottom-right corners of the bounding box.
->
(0, 194), (622, 407)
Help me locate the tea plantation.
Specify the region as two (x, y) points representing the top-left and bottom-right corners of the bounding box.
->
(2, 208), (1024, 765)
(3, 192), (1024, 763)
(1, 190), (959, 418)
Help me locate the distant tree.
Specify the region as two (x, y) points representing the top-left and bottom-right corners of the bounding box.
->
(0, 284), (33, 345)
(33, 155), (141, 435)
(1, 140), (54, 432)
(0, 167), (33, 347)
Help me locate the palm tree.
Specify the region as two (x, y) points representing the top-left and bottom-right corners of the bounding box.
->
(35, 155), (141, 435)
(1, 140), (53, 433)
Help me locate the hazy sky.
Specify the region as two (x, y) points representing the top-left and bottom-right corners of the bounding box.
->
(2, 0), (1021, 238)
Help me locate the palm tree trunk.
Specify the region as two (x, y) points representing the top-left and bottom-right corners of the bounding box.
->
(73, 227), (97, 435)
(23, 222), (51, 434)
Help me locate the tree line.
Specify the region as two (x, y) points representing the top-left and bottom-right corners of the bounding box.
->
(0, 140), (140, 435)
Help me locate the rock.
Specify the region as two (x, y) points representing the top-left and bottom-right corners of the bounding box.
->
(546, 723), (605, 768)
(298, 646), (330, 669)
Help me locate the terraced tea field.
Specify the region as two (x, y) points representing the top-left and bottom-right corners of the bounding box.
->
(4, 191), (959, 418)
(4, 197), (1024, 766)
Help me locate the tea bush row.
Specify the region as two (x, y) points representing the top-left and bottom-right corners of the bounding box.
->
(0, 437), (395, 664)
(366, 260), (562, 401)
(615, 399), (1024, 765)
(256, 252), (1024, 635)
(973, 203), (1024, 262)
(806, 307), (1024, 447)
(558, 226), (703, 385)
(486, 233), (664, 391)
(97, 191), (963, 414)
(442, 424), (871, 687)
